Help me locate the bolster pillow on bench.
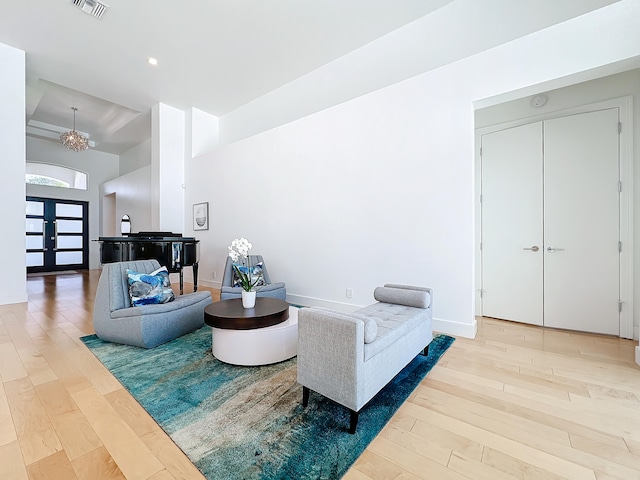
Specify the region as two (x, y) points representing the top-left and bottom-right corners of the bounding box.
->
(373, 286), (430, 309)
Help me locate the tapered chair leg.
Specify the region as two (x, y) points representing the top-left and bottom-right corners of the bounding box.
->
(349, 410), (359, 434)
(302, 386), (309, 407)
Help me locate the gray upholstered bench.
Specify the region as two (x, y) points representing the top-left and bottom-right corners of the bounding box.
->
(297, 284), (433, 433)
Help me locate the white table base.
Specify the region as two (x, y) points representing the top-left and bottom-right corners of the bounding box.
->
(211, 306), (298, 366)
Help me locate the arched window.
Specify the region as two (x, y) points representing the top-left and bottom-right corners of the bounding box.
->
(25, 162), (87, 190)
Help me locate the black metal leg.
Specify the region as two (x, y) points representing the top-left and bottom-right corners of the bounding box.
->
(349, 410), (359, 434)
(179, 269), (184, 295)
(192, 262), (199, 292)
(302, 386), (309, 407)
(422, 344), (430, 356)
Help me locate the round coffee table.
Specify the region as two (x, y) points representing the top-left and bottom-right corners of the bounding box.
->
(204, 298), (298, 366)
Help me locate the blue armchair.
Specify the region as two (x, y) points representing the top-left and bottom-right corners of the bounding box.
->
(220, 255), (286, 301)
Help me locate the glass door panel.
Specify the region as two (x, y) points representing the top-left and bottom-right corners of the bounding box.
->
(56, 219), (83, 233)
(26, 218), (44, 233)
(27, 252), (44, 267)
(56, 236), (83, 249)
(56, 251), (83, 265)
(26, 236), (44, 250)
(56, 203), (83, 218)
(26, 201), (44, 216)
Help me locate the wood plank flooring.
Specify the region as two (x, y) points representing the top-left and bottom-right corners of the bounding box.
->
(1, 270), (638, 479)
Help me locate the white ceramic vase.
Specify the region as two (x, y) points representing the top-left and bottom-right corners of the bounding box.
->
(241, 290), (256, 308)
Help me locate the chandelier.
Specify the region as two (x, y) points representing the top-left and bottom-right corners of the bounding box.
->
(60, 107), (89, 152)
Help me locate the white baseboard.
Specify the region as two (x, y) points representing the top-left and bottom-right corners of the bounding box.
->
(286, 294), (477, 339)
(176, 273), (220, 290)
(0, 293), (28, 306)
(285, 294), (362, 313)
(433, 317), (477, 339)
(197, 278), (221, 289)
(636, 346), (640, 367)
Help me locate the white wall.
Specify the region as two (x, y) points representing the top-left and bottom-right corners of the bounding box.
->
(151, 103), (185, 233)
(187, 108), (219, 159)
(0, 43), (27, 305)
(100, 165), (153, 235)
(26, 137), (120, 269)
(119, 138), (151, 176)
(190, 66), (476, 337)
(476, 69), (640, 339)
(186, 0), (640, 339)
(219, 0), (618, 145)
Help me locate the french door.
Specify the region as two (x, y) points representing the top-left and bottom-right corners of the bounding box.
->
(26, 197), (89, 273)
(481, 108), (621, 335)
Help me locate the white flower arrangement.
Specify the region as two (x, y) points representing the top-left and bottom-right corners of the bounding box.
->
(228, 238), (263, 292)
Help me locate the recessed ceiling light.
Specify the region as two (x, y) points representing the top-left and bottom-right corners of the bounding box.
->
(147, 57), (158, 66)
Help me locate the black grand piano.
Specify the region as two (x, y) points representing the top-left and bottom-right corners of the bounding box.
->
(97, 232), (199, 295)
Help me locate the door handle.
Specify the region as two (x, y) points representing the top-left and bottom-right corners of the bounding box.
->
(523, 246), (539, 252)
(547, 246), (565, 253)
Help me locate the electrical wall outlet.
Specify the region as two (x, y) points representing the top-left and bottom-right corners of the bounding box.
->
(212, 271), (217, 279)
(346, 288), (353, 299)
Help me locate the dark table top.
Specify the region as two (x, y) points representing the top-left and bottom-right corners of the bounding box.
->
(204, 297), (289, 330)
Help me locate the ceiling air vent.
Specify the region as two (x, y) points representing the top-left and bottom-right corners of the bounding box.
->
(71, 0), (109, 19)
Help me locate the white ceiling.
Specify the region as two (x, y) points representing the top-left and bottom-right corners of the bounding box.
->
(0, 0), (621, 155)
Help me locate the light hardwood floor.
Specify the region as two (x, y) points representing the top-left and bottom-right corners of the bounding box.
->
(1, 270), (639, 479)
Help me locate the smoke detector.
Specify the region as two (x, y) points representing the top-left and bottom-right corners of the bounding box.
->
(71, 0), (109, 19)
(530, 94), (548, 108)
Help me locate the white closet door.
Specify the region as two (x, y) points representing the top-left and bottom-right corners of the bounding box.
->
(481, 122), (543, 325)
(543, 109), (620, 335)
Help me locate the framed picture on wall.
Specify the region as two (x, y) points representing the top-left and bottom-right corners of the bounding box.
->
(193, 202), (209, 230)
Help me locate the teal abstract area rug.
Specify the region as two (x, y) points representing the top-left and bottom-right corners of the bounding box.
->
(81, 328), (454, 479)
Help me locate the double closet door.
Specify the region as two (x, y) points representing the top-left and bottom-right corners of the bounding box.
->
(481, 108), (620, 335)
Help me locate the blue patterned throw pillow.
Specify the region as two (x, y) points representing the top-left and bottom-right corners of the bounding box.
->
(127, 266), (175, 306)
(232, 262), (266, 288)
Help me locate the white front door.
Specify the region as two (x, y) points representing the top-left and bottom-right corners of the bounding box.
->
(481, 122), (544, 326)
(543, 109), (620, 335)
(480, 108), (620, 335)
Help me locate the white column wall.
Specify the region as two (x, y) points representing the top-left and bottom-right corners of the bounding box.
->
(151, 103), (186, 233)
(187, 0), (640, 339)
(0, 43), (27, 305)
